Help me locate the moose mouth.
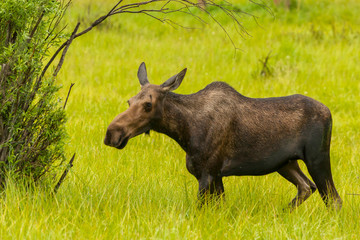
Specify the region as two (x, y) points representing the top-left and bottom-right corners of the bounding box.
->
(116, 136), (130, 149)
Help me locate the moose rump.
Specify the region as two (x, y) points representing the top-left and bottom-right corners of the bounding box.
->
(104, 62), (342, 210)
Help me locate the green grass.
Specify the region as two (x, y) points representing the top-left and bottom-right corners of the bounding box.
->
(1, 0), (360, 239)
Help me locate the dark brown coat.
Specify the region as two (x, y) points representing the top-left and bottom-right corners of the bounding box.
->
(104, 62), (342, 210)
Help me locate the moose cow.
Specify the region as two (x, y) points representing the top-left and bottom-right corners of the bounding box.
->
(104, 62), (342, 210)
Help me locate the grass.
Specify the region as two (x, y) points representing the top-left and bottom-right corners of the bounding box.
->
(1, 0), (360, 239)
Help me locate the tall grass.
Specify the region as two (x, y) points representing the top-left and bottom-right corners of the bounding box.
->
(1, 0), (359, 239)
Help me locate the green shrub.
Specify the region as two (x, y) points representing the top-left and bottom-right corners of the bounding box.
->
(0, 0), (68, 187)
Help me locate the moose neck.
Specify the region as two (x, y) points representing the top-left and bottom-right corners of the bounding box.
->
(151, 92), (194, 152)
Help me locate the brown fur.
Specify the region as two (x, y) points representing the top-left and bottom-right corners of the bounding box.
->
(104, 63), (342, 210)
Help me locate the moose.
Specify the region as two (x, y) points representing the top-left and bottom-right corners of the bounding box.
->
(104, 62), (342, 210)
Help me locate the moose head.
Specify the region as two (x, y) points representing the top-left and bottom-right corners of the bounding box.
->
(104, 62), (187, 149)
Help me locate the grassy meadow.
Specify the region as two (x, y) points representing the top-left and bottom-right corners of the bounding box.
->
(1, 0), (360, 238)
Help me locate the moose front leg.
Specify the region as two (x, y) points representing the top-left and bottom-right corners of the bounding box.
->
(197, 173), (224, 205)
(186, 155), (224, 205)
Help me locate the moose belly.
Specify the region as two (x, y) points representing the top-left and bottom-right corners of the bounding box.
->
(220, 147), (302, 176)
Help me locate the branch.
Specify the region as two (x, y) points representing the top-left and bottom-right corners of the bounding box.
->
(53, 22), (80, 78)
(53, 153), (75, 194)
(259, 51), (272, 77)
(45, 0), (72, 42)
(346, 193), (360, 196)
(27, 11), (45, 44)
(47, 0), (255, 67)
(37, 1), (124, 84)
(63, 83), (75, 109)
(38, 0), (260, 96)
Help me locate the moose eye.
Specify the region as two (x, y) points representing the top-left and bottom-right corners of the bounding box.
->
(144, 102), (152, 112)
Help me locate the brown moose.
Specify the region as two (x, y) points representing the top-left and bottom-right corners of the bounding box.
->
(104, 62), (342, 210)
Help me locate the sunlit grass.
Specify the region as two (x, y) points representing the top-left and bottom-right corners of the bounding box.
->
(1, 0), (360, 239)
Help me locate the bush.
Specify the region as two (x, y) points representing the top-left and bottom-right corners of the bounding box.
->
(0, 0), (68, 187)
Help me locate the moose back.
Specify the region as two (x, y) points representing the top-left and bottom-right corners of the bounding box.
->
(104, 63), (342, 210)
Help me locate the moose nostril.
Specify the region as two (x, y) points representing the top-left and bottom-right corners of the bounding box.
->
(104, 130), (112, 146)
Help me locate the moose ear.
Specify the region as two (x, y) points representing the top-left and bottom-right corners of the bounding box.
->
(137, 62), (149, 86)
(161, 68), (187, 92)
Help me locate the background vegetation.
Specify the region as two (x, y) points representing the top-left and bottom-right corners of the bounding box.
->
(1, 0), (359, 238)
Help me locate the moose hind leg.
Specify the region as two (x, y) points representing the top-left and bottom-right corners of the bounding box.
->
(305, 151), (342, 210)
(278, 160), (317, 210)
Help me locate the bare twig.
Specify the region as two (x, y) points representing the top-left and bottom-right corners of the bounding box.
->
(42, 0), (254, 81)
(63, 83), (75, 109)
(250, 0), (273, 17)
(53, 153), (75, 194)
(259, 51), (272, 77)
(27, 11), (45, 44)
(346, 193), (360, 196)
(45, 0), (72, 42)
(53, 23), (80, 78)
